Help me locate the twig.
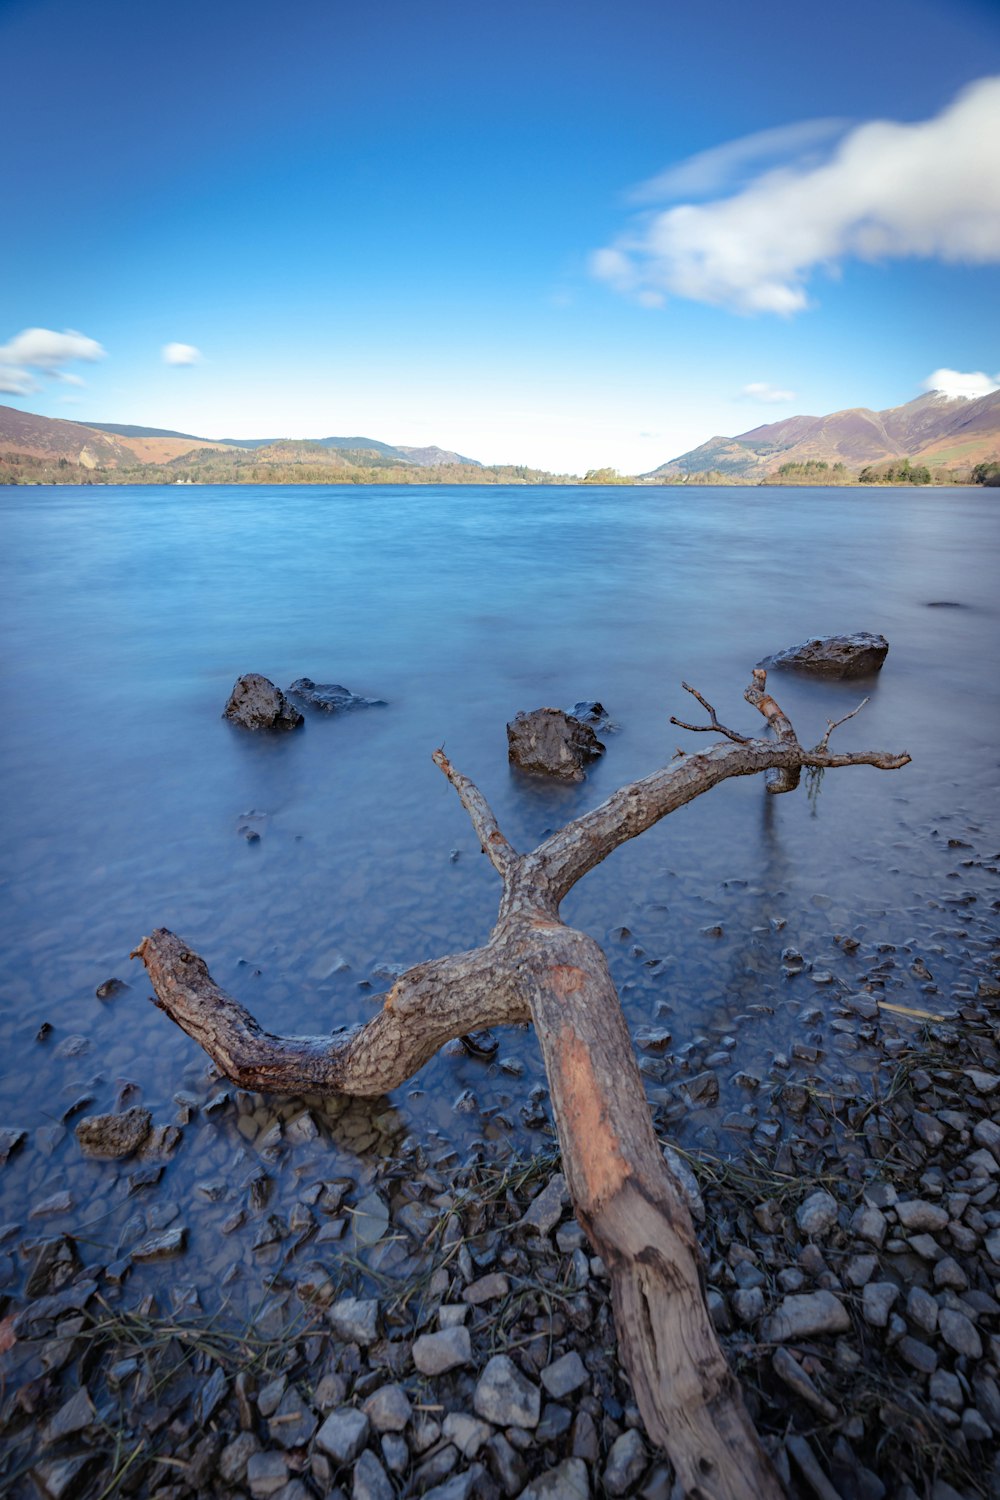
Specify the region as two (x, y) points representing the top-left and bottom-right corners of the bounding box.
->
(432, 747), (518, 877)
(669, 682), (750, 744)
(813, 696), (870, 753)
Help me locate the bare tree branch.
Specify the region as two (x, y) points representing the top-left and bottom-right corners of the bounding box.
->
(669, 680), (751, 743)
(813, 695), (870, 753)
(134, 668), (912, 1500)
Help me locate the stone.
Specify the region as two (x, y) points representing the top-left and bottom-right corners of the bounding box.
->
(844, 1254), (878, 1288)
(246, 1451), (290, 1498)
(314, 1407), (370, 1465)
(442, 1412), (493, 1457)
(973, 1118), (1000, 1160)
(757, 632), (889, 679)
(95, 977), (129, 1000)
(329, 1295), (379, 1345)
(286, 678), (386, 714)
(731, 1287), (765, 1325)
(929, 1369), (963, 1410)
(223, 673), (303, 731)
(541, 1351), (589, 1399)
(906, 1286), (938, 1334)
(132, 1226), (186, 1260)
(796, 1190), (839, 1236)
(603, 1429), (648, 1496)
(29, 1456), (94, 1499)
(219, 1433), (261, 1485)
(520, 1174), (570, 1235)
(519, 1458), (591, 1499)
(474, 1354), (541, 1428)
(962, 1407), (992, 1442)
(895, 1199), (949, 1233)
(352, 1449), (393, 1500)
(566, 700), (614, 730)
(897, 1336), (937, 1375)
(938, 1308), (982, 1359)
(506, 708), (604, 781)
(42, 1386), (95, 1443)
(74, 1106), (151, 1159)
(934, 1257), (969, 1292)
(463, 1272), (510, 1305)
(761, 1291), (850, 1341)
(423, 1472), (484, 1500)
(270, 1387), (317, 1449)
(413, 1326), (472, 1375)
(0, 1127), (26, 1164)
(862, 1282), (899, 1328)
(352, 1191), (390, 1245)
(772, 1347), (838, 1420)
(662, 1145), (706, 1223)
(850, 1204), (887, 1248)
(363, 1383), (412, 1433)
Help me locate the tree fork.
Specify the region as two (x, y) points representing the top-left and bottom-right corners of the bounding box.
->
(134, 670), (909, 1500)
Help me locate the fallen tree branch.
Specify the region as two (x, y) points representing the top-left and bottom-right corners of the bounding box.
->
(134, 669), (910, 1499)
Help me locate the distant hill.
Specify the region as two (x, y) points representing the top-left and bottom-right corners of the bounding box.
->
(646, 390), (1000, 481)
(0, 404), (550, 485)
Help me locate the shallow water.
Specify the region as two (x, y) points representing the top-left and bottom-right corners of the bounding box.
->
(1, 482), (998, 1311)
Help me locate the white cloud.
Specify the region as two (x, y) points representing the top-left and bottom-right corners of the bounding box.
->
(740, 381), (796, 403)
(629, 118), (849, 205)
(593, 76), (1000, 315)
(0, 326), (105, 396)
(163, 342), (202, 366)
(922, 367), (999, 400)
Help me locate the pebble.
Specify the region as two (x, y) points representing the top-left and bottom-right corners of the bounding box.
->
(519, 1457), (591, 1499)
(520, 1174), (570, 1235)
(441, 1412), (493, 1458)
(352, 1449), (394, 1500)
(761, 1291), (850, 1341)
(314, 1407), (370, 1465)
(796, 1190), (839, 1236)
(362, 1383), (412, 1432)
(328, 1295), (379, 1345)
(246, 1451), (290, 1498)
(862, 1281), (899, 1328)
(603, 1429), (648, 1495)
(413, 1325), (473, 1375)
(938, 1308), (982, 1359)
(474, 1354), (541, 1428)
(541, 1351), (589, 1399)
(895, 1199), (949, 1233)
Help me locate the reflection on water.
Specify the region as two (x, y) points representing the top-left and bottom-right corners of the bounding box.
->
(1, 482), (998, 1311)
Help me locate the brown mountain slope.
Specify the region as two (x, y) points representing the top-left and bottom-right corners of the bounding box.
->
(0, 404), (229, 468)
(648, 390), (1000, 479)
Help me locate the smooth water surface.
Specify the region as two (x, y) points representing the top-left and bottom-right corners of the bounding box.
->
(1, 483), (998, 1307)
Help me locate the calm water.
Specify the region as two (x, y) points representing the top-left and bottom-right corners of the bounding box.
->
(1, 482), (998, 1307)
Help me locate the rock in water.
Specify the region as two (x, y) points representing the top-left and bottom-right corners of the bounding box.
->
(507, 708), (605, 782)
(757, 633), (889, 679)
(223, 674), (304, 731)
(286, 678), (386, 712)
(75, 1106), (152, 1159)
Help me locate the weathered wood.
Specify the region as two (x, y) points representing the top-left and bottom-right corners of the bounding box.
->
(134, 671), (909, 1499)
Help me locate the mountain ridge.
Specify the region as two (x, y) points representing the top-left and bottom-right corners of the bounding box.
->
(646, 389), (1000, 479)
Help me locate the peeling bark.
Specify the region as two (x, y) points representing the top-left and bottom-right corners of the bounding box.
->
(134, 670), (909, 1499)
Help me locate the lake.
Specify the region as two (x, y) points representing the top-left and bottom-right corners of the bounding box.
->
(1, 481), (998, 1311)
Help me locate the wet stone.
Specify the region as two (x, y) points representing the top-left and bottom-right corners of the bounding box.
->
(30, 1456), (94, 1499)
(42, 1385), (95, 1443)
(75, 1105), (152, 1159)
(474, 1354), (541, 1428)
(95, 977), (129, 999)
(0, 1127), (27, 1164)
(132, 1226), (186, 1260)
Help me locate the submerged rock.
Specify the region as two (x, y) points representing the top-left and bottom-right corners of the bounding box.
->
(507, 708), (604, 782)
(286, 677), (386, 713)
(74, 1106), (151, 1160)
(757, 632), (889, 679)
(565, 700), (616, 732)
(223, 673), (304, 731)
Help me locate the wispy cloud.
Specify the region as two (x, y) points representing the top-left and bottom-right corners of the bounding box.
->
(163, 342), (202, 366)
(592, 77), (1000, 315)
(922, 367), (999, 400)
(0, 326), (105, 394)
(628, 118), (848, 205)
(740, 381), (796, 403)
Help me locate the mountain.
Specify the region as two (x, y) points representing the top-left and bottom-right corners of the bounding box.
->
(0, 406), (229, 467)
(646, 390), (1000, 480)
(396, 445), (480, 468)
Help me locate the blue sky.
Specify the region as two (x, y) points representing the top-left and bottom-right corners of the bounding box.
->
(2, 0), (999, 472)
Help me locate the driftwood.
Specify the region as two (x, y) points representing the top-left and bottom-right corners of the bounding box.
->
(134, 669), (909, 1500)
